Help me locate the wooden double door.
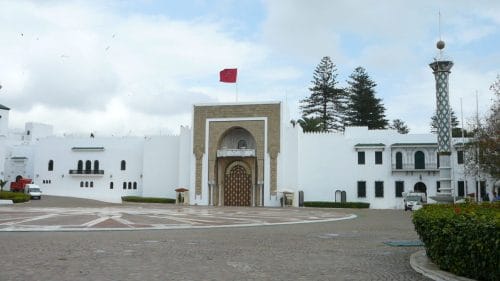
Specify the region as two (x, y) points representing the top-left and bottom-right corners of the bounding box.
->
(223, 164), (252, 206)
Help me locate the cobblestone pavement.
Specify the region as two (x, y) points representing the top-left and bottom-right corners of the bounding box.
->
(0, 197), (429, 281)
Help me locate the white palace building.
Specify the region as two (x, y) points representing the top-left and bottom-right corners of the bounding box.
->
(0, 101), (494, 209)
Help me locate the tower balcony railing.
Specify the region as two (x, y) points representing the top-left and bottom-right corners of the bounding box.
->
(68, 169), (105, 176)
(391, 163), (439, 172)
(217, 148), (255, 158)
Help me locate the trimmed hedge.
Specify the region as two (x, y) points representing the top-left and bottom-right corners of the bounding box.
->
(122, 196), (175, 204)
(303, 201), (370, 208)
(0, 191), (31, 203)
(413, 202), (500, 281)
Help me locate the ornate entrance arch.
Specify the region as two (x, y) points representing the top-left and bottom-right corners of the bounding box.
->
(224, 161), (252, 206)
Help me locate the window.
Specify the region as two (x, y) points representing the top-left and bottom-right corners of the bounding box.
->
(48, 160), (54, 171)
(121, 160), (126, 170)
(77, 160), (83, 172)
(123, 182), (126, 189)
(43, 180), (46, 184)
(375, 151), (382, 164)
(85, 181), (89, 187)
(436, 181), (440, 193)
(357, 181), (366, 198)
(457, 181), (465, 197)
(80, 181), (84, 188)
(85, 160), (91, 173)
(395, 152), (403, 169)
(90, 181), (93, 188)
(110, 182), (114, 189)
(94, 160), (99, 172)
(375, 181), (384, 197)
(237, 140), (247, 149)
(133, 182), (137, 190)
(414, 151), (425, 169)
(395, 181), (404, 197)
(457, 150), (464, 164)
(128, 182), (132, 189)
(358, 151), (365, 165)
(437, 152), (440, 168)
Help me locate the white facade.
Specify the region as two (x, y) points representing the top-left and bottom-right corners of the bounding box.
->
(0, 102), (495, 207)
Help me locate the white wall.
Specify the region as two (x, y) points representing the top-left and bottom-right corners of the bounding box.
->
(34, 137), (144, 203)
(296, 127), (443, 209)
(142, 135), (180, 199)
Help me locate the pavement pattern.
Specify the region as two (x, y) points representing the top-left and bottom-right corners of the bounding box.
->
(0, 196), (429, 281)
(0, 205), (353, 231)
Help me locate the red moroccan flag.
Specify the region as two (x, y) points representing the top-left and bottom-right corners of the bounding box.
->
(219, 68), (237, 83)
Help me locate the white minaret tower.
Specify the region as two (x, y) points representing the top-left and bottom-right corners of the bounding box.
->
(429, 29), (454, 202)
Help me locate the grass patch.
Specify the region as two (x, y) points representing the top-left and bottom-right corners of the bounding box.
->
(122, 196), (175, 204)
(0, 191), (31, 203)
(304, 201), (370, 208)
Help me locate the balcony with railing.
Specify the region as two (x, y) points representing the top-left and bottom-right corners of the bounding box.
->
(69, 169), (105, 176)
(217, 148), (255, 158)
(391, 163), (438, 172)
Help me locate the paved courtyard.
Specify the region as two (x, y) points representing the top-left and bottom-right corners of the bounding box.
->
(0, 196), (429, 280)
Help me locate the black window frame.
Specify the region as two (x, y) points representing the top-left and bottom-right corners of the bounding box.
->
(375, 181), (384, 198)
(395, 181), (404, 197)
(358, 151), (365, 165)
(457, 181), (464, 197)
(457, 150), (464, 164)
(415, 151), (425, 169)
(375, 151), (383, 164)
(357, 181), (366, 198)
(395, 152), (403, 169)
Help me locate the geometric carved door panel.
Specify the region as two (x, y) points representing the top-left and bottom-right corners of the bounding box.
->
(224, 164), (252, 206)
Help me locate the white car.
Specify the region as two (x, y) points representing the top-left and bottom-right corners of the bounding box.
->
(404, 195), (423, 211)
(26, 184), (42, 200)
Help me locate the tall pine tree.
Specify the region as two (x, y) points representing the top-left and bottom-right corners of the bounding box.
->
(344, 67), (388, 129)
(300, 56), (345, 131)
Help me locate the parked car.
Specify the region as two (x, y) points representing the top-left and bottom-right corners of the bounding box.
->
(403, 192), (426, 211)
(25, 184), (42, 200)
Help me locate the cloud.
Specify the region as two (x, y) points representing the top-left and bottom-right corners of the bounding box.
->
(0, 1), (269, 134)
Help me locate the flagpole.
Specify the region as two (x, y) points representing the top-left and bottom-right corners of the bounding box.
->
(235, 82), (238, 103)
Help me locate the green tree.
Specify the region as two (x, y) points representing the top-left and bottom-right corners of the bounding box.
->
(300, 56), (345, 132)
(344, 67), (388, 129)
(297, 117), (322, 132)
(0, 179), (7, 193)
(389, 119), (410, 134)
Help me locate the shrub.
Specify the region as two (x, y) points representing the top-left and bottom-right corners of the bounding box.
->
(303, 201), (370, 208)
(413, 202), (500, 281)
(121, 196), (175, 204)
(0, 191), (31, 203)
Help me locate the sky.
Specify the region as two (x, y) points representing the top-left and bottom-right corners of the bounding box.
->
(0, 0), (498, 136)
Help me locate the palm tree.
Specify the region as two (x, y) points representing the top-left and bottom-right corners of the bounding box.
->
(0, 179), (8, 193)
(297, 117), (323, 132)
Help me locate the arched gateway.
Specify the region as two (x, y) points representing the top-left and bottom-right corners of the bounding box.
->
(217, 127), (257, 207)
(192, 102), (281, 207)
